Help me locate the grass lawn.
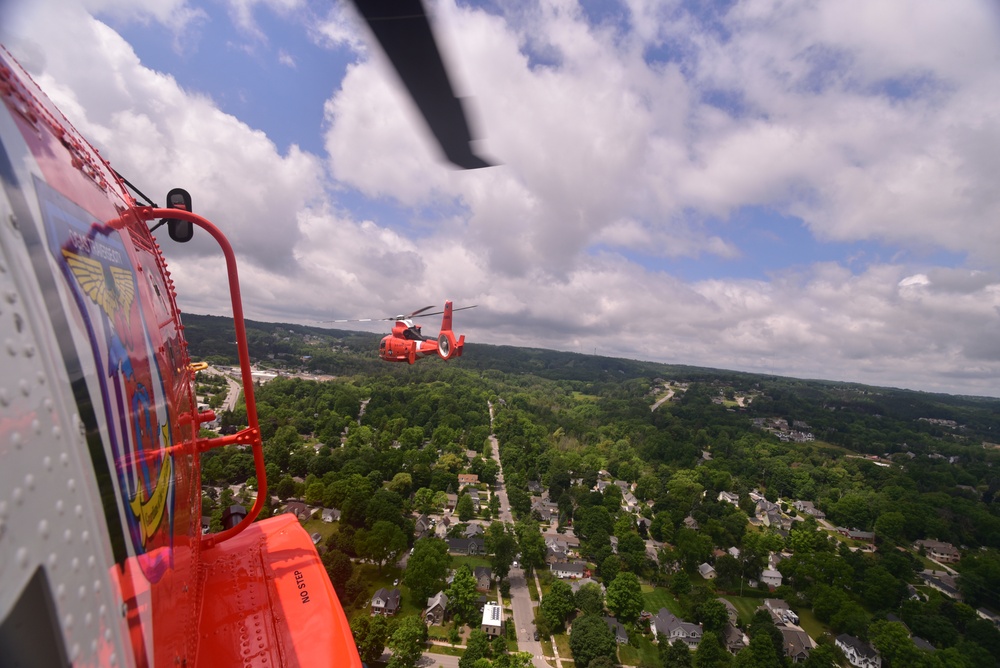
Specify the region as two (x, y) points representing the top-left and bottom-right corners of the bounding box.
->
(528, 577), (539, 602)
(720, 596), (763, 625)
(796, 607), (829, 642)
(540, 638), (554, 657)
(641, 586), (683, 616)
(554, 633), (572, 659)
(427, 645), (463, 657)
(301, 518), (339, 542)
(453, 555), (492, 572)
(618, 635), (659, 667)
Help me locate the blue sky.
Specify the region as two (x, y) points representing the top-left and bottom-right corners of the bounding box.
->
(4, 0), (1000, 396)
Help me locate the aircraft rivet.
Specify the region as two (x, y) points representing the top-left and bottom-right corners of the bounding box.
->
(61, 452), (70, 466)
(57, 583), (66, 600)
(5, 339), (15, 355)
(16, 547), (28, 567)
(94, 579), (101, 593)
(64, 529), (72, 543)
(90, 638), (97, 652)
(32, 419), (40, 434)
(4, 290), (15, 304)
(11, 431), (22, 449)
(110, 652), (117, 666)
(0, 519), (5, 540)
(44, 397), (53, 410)
(89, 556), (97, 569)
(12, 487), (23, 505)
(48, 552), (57, 568)
(75, 504), (83, 517)
(82, 530), (89, 543)
(24, 344), (35, 357)
(19, 379), (30, 395)
(106, 628), (113, 641)
(67, 478), (76, 492)
(38, 519), (49, 538)
(0, 389), (8, 405)
(70, 643), (79, 661)
(8, 214), (17, 230)
(52, 425), (61, 439)
(64, 614), (74, 631)
(71, 557), (79, 571)
(78, 585), (86, 600)
(44, 456), (53, 471)
(24, 473), (34, 490)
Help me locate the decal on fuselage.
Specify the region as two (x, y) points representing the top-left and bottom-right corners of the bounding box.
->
(36, 177), (175, 582)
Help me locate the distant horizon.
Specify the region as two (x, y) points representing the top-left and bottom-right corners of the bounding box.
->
(182, 310), (1000, 402)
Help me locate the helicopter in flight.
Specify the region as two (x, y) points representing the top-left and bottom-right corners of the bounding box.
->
(324, 301), (477, 363)
(0, 0), (489, 666)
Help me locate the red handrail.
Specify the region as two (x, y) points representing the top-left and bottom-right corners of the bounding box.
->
(135, 207), (265, 549)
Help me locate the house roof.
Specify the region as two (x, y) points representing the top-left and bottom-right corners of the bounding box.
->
(550, 560), (586, 574)
(426, 591), (448, 611)
(474, 566), (492, 581)
(779, 627), (815, 658)
(836, 634), (878, 659)
(482, 603), (503, 628)
(603, 616), (629, 643)
(652, 608), (701, 638)
(373, 587), (401, 608)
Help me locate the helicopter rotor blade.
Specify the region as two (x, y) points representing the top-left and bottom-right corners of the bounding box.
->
(411, 304), (478, 319)
(349, 0), (491, 170)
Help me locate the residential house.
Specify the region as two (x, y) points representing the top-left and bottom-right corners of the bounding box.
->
(651, 609), (703, 650)
(445, 493), (458, 511)
(546, 537), (570, 561)
(570, 578), (606, 594)
(976, 608), (1000, 628)
(779, 627), (815, 663)
(481, 603), (504, 637)
(718, 491), (740, 505)
(609, 536), (619, 554)
(282, 502), (313, 521)
(847, 529), (875, 543)
(761, 569), (783, 589)
(321, 508), (341, 523)
(836, 634), (882, 668)
(912, 637), (936, 652)
(684, 516), (699, 530)
(467, 489), (482, 512)
(532, 499), (559, 523)
(436, 515), (452, 538)
(550, 561), (587, 579)
(414, 514), (433, 539)
(621, 491), (639, 510)
(920, 571), (961, 599)
(914, 540), (960, 564)
(727, 546), (741, 559)
(446, 537), (485, 555)
(424, 592), (449, 625)
(604, 616), (629, 644)
(474, 566), (493, 591)
(458, 473), (480, 487)
(793, 500), (826, 519)
(371, 588), (401, 616)
(723, 623), (749, 653)
(464, 523), (484, 539)
(762, 600), (799, 625)
(527, 480), (544, 495)
(698, 563), (717, 580)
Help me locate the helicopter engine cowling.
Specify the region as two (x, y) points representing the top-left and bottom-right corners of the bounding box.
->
(437, 331), (464, 360)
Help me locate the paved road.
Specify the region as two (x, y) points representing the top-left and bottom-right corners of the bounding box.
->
(485, 412), (550, 668)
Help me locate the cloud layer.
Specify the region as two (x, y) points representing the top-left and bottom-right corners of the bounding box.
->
(4, 0), (1000, 396)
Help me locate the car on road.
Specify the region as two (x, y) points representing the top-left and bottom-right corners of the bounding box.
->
(534, 631), (539, 641)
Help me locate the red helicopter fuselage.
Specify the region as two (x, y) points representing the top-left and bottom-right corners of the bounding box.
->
(0, 47), (360, 668)
(378, 300), (467, 363)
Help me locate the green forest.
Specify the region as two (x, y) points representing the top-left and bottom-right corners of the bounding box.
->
(187, 313), (1000, 668)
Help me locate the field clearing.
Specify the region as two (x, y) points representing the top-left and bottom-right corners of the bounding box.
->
(719, 596), (762, 625)
(641, 586), (684, 616)
(618, 635), (658, 666)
